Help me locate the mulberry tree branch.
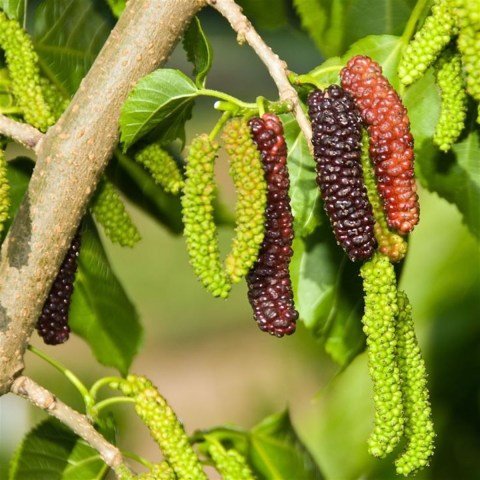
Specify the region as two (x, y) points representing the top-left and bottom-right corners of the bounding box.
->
(11, 376), (132, 477)
(0, 114), (43, 151)
(0, 0), (205, 395)
(207, 0), (313, 148)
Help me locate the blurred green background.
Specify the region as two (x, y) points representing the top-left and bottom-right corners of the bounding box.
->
(1, 8), (479, 480)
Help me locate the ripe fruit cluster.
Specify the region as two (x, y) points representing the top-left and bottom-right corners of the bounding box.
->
(341, 55), (419, 235)
(247, 114), (298, 337)
(0, 148), (10, 236)
(36, 232), (81, 345)
(307, 85), (377, 261)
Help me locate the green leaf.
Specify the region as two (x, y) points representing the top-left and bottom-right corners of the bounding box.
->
(183, 16), (213, 88)
(195, 411), (324, 480)
(105, 0), (125, 17)
(32, 0), (112, 96)
(108, 150), (184, 235)
(290, 225), (364, 366)
(120, 69), (199, 149)
(237, 0), (288, 30)
(9, 419), (109, 480)
(0, 0), (25, 21)
(282, 113), (321, 237)
(69, 216), (143, 375)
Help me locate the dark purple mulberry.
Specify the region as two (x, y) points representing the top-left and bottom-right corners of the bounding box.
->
(307, 85), (377, 261)
(247, 114), (298, 337)
(36, 232), (81, 345)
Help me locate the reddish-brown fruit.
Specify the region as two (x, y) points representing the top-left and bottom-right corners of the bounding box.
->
(340, 55), (419, 234)
(247, 114), (298, 337)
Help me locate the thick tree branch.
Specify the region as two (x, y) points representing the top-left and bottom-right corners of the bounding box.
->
(0, 0), (205, 395)
(11, 376), (132, 477)
(0, 114), (43, 151)
(208, 0), (313, 148)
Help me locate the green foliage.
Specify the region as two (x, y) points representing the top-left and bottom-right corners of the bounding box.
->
(0, 148), (10, 236)
(183, 17), (213, 88)
(106, 0), (125, 18)
(9, 418), (112, 479)
(114, 375), (207, 480)
(0, 0), (25, 21)
(237, 0), (288, 29)
(222, 118), (266, 283)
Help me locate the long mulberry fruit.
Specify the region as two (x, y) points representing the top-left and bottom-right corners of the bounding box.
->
(208, 442), (255, 480)
(247, 114), (298, 337)
(434, 52), (468, 151)
(113, 375), (207, 480)
(135, 143), (184, 195)
(0, 12), (54, 131)
(222, 118), (267, 283)
(360, 135), (407, 262)
(395, 291), (435, 476)
(341, 55), (420, 234)
(307, 85), (376, 261)
(360, 253), (404, 457)
(398, 0), (456, 86)
(182, 135), (231, 298)
(92, 179), (141, 248)
(0, 148), (10, 236)
(36, 232), (81, 345)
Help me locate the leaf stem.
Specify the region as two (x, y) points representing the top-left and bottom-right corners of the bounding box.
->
(401, 0), (431, 46)
(91, 396), (136, 416)
(121, 450), (154, 469)
(209, 111), (232, 141)
(199, 88), (257, 110)
(256, 96), (266, 116)
(89, 376), (125, 401)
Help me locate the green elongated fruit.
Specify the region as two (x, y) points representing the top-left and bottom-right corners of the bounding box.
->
(395, 291), (435, 476)
(360, 135), (407, 262)
(434, 52), (468, 151)
(40, 78), (70, 121)
(208, 442), (255, 480)
(222, 118), (266, 283)
(398, 0), (456, 86)
(182, 135), (231, 298)
(0, 148), (10, 236)
(114, 375), (207, 480)
(0, 12), (54, 130)
(360, 253), (404, 457)
(138, 463), (176, 480)
(454, 0), (480, 109)
(134, 143), (184, 195)
(92, 179), (141, 247)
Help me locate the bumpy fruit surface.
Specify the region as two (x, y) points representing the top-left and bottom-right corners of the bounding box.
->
(0, 12), (54, 131)
(434, 52), (467, 151)
(92, 179), (141, 248)
(36, 232), (81, 345)
(307, 85), (376, 261)
(208, 442), (255, 480)
(182, 135), (231, 298)
(395, 291), (435, 476)
(222, 118), (267, 282)
(40, 78), (70, 121)
(0, 148), (10, 236)
(135, 143), (184, 195)
(114, 375), (207, 480)
(453, 0), (480, 106)
(341, 56), (420, 234)
(360, 253), (404, 457)
(247, 114), (298, 337)
(398, 0), (456, 86)
(360, 135), (408, 262)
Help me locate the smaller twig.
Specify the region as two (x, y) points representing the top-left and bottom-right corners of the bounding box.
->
(0, 114), (44, 151)
(11, 376), (133, 478)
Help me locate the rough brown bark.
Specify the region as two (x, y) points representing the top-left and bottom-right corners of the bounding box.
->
(0, 0), (205, 394)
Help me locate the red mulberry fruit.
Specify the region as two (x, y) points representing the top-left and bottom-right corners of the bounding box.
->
(341, 55), (420, 234)
(307, 85), (377, 261)
(36, 232), (81, 345)
(247, 114), (298, 337)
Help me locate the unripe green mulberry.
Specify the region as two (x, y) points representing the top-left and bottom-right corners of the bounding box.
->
(114, 375), (207, 480)
(208, 442), (255, 480)
(40, 78), (70, 121)
(395, 291), (435, 476)
(137, 463), (176, 480)
(398, 0), (456, 86)
(434, 52), (467, 151)
(92, 179), (141, 247)
(0, 148), (10, 236)
(182, 135), (231, 298)
(360, 253), (404, 457)
(0, 12), (54, 131)
(222, 118), (266, 283)
(135, 143), (184, 195)
(360, 136), (407, 262)
(453, 0), (480, 106)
